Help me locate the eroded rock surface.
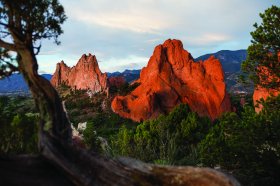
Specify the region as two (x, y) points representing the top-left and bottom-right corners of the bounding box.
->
(51, 54), (107, 93)
(112, 39), (231, 122)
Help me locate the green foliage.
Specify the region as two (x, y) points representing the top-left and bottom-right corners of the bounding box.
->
(0, 96), (38, 154)
(0, 96), (8, 112)
(63, 90), (104, 125)
(0, 0), (67, 78)
(109, 95), (280, 185)
(82, 111), (136, 154)
(0, 0), (67, 45)
(0, 113), (38, 154)
(199, 95), (280, 185)
(242, 5), (280, 89)
(59, 81), (71, 91)
(109, 82), (140, 96)
(230, 93), (253, 115)
(0, 45), (16, 78)
(112, 104), (211, 165)
(112, 125), (134, 156)
(83, 121), (98, 150)
(61, 86), (137, 153)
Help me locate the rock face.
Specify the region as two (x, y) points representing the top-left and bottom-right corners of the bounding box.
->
(112, 39), (231, 122)
(108, 76), (126, 88)
(51, 54), (108, 93)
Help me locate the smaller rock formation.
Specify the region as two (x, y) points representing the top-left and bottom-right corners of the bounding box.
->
(51, 54), (108, 93)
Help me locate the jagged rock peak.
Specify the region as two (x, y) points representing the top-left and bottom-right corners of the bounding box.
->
(112, 39), (231, 122)
(79, 53), (97, 62)
(51, 53), (108, 93)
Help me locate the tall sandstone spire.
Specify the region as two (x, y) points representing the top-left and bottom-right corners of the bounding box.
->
(112, 39), (231, 122)
(51, 53), (108, 93)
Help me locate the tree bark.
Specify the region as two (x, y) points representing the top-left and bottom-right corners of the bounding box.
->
(40, 134), (240, 186)
(1, 152), (240, 186)
(17, 48), (72, 145)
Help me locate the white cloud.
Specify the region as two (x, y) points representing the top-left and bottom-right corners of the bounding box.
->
(185, 33), (232, 46)
(145, 38), (162, 43)
(71, 10), (168, 34)
(38, 50), (61, 55)
(100, 55), (149, 72)
(37, 0), (280, 73)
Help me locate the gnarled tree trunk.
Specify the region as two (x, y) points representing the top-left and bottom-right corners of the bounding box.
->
(17, 48), (72, 144)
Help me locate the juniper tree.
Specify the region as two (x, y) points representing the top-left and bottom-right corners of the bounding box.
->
(0, 0), (71, 143)
(242, 5), (280, 89)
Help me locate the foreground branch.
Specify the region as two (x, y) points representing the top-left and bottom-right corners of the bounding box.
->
(0, 135), (240, 186)
(0, 39), (18, 51)
(39, 133), (240, 186)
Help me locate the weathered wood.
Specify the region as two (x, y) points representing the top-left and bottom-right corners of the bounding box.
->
(17, 48), (72, 142)
(1, 148), (240, 186)
(39, 133), (240, 186)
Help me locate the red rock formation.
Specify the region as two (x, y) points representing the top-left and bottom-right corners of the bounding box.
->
(108, 76), (126, 88)
(51, 54), (108, 93)
(111, 39), (231, 122)
(253, 52), (280, 113)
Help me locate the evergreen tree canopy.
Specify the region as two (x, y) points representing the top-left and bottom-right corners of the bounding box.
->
(242, 5), (280, 89)
(0, 0), (66, 78)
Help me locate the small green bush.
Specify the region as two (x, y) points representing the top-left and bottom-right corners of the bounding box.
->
(0, 113), (38, 154)
(111, 104), (211, 165)
(199, 95), (280, 185)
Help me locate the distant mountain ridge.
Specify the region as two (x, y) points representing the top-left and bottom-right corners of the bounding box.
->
(107, 69), (141, 83)
(0, 49), (247, 94)
(0, 74), (52, 94)
(195, 49), (247, 73)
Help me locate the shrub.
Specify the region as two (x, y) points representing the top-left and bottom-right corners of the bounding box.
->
(198, 95), (280, 185)
(112, 104), (211, 165)
(0, 113), (38, 154)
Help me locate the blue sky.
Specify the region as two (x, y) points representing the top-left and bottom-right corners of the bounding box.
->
(37, 0), (280, 74)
